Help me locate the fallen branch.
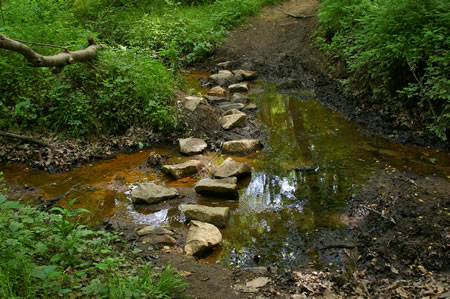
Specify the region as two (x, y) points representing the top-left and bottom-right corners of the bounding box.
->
(0, 130), (53, 149)
(278, 9), (316, 19)
(0, 35), (102, 73)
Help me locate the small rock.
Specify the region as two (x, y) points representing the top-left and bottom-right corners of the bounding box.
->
(137, 225), (174, 236)
(209, 70), (237, 87)
(145, 152), (168, 167)
(229, 83), (249, 93)
(213, 157), (251, 178)
(131, 182), (179, 204)
(232, 93), (249, 104)
(194, 177), (238, 196)
(221, 113), (247, 130)
(181, 204), (230, 228)
(244, 103), (257, 111)
(232, 69), (258, 81)
(217, 102), (245, 113)
(223, 109), (245, 116)
(183, 96), (205, 112)
(162, 160), (203, 179)
(142, 234), (176, 246)
(222, 139), (261, 155)
(185, 220), (222, 256)
(179, 138), (207, 155)
(246, 277), (270, 288)
(217, 61), (232, 70)
(208, 86), (226, 96)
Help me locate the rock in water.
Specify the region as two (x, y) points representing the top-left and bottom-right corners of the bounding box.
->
(184, 220), (222, 256)
(208, 86), (226, 96)
(131, 182), (179, 204)
(221, 113), (247, 130)
(222, 139), (261, 155)
(194, 177), (238, 196)
(162, 160), (203, 179)
(179, 138), (207, 155)
(228, 83), (249, 93)
(181, 204), (230, 228)
(209, 70), (237, 87)
(232, 69), (258, 81)
(213, 157), (251, 178)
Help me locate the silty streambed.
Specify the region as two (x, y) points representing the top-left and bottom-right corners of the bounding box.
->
(2, 79), (449, 269)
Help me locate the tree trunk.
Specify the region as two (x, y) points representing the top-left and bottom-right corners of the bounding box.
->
(0, 35), (102, 72)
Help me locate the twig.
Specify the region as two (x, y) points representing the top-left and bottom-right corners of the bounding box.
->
(0, 130), (53, 149)
(278, 8), (316, 19)
(11, 39), (68, 49)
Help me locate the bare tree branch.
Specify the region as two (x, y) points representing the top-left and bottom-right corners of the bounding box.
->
(0, 130), (53, 149)
(0, 35), (102, 72)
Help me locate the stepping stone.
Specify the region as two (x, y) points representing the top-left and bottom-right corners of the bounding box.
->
(217, 102), (245, 113)
(185, 220), (222, 256)
(222, 139), (261, 155)
(232, 69), (258, 81)
(209, 70), (237, 87)
(181, 204), (230, 228)
(229, 83), (249, 93)
(183, 96), (205, 112)
(204, 95), (229, 104)
(221, 113), (247, 130)
(179, 138), (207, 155)
(208, 86), (226, 96)
(232, 93), (250, 104)
(243, 103), (257, 111)
(194, 177), (238, 195)
(217, 61), (232, 70)
(137, 225), (174, 236)
(162, 160), (203, 179)
(131, 182), (178, 204)
(213, 157), (251, 179)
(223, 109), (245, 116)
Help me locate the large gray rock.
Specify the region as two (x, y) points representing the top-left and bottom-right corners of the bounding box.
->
(137, 225), (174, 236)
(232, 93), (250, 104)
(213, 157), (251, 179)
(179, 138), (207, 155)
(232, 69), (258, 81)
(208, 86), (226, 96)
(228, 83), (249, 93)
(217, 102), (245, 113)
(194, 177), (238, 195)
(181, 204), (230, 228)
(222, 139), (261, 155)
(184, 220), (222, 256)
(162, 160), (203, 179)
(131, 182), (179, 204)
(209, 70), (237, 87)
(221, 113), (247, 130)
(183, 96), (205, 112)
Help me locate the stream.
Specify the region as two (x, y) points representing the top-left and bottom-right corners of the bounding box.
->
(2, 76), (449, 269)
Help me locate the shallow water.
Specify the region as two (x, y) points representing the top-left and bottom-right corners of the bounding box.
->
(2, 78), (449, 268)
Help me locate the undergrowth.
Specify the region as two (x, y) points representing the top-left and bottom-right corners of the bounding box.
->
(317, 0), (449, 141)
(0, 0), (280, 137)
(0, 173), (186, 298)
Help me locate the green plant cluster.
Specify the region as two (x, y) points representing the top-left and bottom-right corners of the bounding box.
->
(0, 183), (186, 297)
(0, 0), (279, 137)
(317, 0), (449, 141)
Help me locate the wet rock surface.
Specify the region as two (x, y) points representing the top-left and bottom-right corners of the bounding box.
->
(213, 157), (251, 179)
(184, 220), (222, 256)
(194, 177), (238, 195)
(181, 204), (230, 228)
(222, 139), (261, 155)
(161, 159), (203, 179)
(130, 182), (179, 204)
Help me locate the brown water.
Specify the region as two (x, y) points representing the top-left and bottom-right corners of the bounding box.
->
(2, 79), (449, 268)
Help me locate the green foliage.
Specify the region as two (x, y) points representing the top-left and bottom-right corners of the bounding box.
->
(317, 0), (450, 141)
(0, 193), (186, 298)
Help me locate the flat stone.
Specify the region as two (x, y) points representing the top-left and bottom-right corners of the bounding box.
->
(213, 157), (251, 178)
(209, 70), (237, 87)
(137, 225), (174, 236)
(185, 220), (222, 256)
(244, 103), (257, 111)
(221, 113), (247, 130)
(217, 61), (232, 70)
(131, 182), (179, 204)
(228, 83), (249, 93)
(204, 95), (229, 104)
(179, 138), (207, 155)
(246, 277), (270, 288)
(194, 177), (238, 195)
(183, 96), (205, 112)
(232, 93), (250, 104)
(208, 86), (226, 96)
(222, 139), (261, 155)
(181, 204), (230, 228)
(142, 234), (176, 246)
(233, 69), (258, 81)
(217, 102), (245, 113)
(223, 109), (245, 116)
(162, 160), (203, 179)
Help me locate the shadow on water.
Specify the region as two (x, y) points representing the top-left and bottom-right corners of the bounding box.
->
(2, 79), (449, 269)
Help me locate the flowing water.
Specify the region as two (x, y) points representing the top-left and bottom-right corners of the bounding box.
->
(2, 76), (449, 268)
